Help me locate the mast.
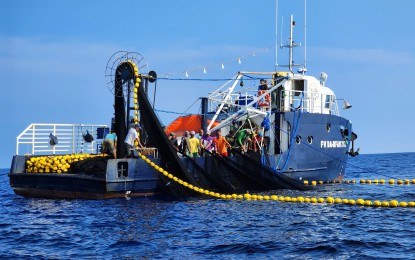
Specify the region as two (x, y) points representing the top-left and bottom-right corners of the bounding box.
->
(275, 0), (278, 70)
(304, 0), (307, 70)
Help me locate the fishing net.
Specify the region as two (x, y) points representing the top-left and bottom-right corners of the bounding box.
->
(71, 156), (109, 177)
(137, 84), (213, 197)
(230, 148), (309, 191)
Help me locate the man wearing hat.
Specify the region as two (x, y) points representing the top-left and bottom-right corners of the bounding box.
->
(124, 124), (144, 157)
(187, 131), (200, 157)
(201, 130), (214, 153)
(102, 129), (118, 159)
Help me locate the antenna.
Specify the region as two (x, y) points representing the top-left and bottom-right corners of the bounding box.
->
(275, 0), (278, 70)
(304, 0), (307, 70)
(289, 15), (294, 72)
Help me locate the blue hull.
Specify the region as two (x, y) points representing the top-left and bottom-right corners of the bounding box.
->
(274, 112), (351, 181)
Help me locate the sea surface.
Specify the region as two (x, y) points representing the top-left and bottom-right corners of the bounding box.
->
(1, 152), (415, 259)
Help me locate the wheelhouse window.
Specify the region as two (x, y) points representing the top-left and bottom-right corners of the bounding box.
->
(324, 95), (332, 109)
(293, 80), (305, 96)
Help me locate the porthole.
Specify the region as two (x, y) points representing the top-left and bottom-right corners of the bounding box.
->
(326, 124), (331, 132)
(295, 135), (301, 144)
(307, 136), (313, 144)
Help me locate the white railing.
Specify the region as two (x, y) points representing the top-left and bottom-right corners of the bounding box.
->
(209, 89), (339, 115)
(16, 123), (108, 156)
(279, 89), (339, 115)
(208, 90), (268, 112)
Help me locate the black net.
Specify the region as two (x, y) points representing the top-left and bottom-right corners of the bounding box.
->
(204, 152), (268, 193)
(71, 156), (109, 177)
(229, 149), (310, 191)
(137, 81), (214, 197)
(113, 63), (129, 159)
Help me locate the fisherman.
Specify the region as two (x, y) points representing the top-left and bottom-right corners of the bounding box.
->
(258, 79), (268, 90)
(124, 124), (144, 158)
(235, 128), (251, 152)
(197, 129), (204, 156)
(197, 129), (204, 140)
(168, 132), (179, 152)
(252, 130), (264, 154)
(102, 129), (117, 159)
(225, 129), (236, 155)
(216, 131), (231, 156)
(201, 130), (214, 154)
(178, 131), (189, 156)
(187, 131), (201, 158)
(257, 79), (270, 107)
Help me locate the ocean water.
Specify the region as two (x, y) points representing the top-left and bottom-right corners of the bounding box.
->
(1, 152), (415, 259)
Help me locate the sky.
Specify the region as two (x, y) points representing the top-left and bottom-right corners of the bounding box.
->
(1, 0), (415, 168)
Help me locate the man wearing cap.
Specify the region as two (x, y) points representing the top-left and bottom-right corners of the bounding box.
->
(187, 131), (200, 157)
(124, 124), (144, 157)
(201, 130), (214, 153)
(102, 129), (118, 159)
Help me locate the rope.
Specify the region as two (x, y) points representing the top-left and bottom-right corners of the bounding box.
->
(276, 109), (302, 173)
(274, 92), (304, 173)
(154, 109), (194, 116)
(157, 77), (260, 81)
(240, 74), (275, 81)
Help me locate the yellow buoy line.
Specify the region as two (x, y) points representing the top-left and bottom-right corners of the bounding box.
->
(303, 179), (415, 186)
(129, 60), (141, 126)
(138, 152), (415, 208)
(129, 60), (144, 149)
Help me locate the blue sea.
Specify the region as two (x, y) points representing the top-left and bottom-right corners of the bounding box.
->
(1, 152), (415, 259)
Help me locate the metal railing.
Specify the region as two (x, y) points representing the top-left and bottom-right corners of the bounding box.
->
(208, 90), (270, 112)
(278, 89), (339, 115)
(208, 89), (339, 115)
(16, 123), (108, 156)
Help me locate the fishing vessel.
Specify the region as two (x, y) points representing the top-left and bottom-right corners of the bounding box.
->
(8, 14), (358, 199)
(166, 15), (358, 185)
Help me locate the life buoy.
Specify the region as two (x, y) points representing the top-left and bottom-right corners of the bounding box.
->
(257, 90), (270, 107)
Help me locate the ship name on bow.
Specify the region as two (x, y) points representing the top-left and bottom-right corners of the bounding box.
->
(320, 141), (347, 148)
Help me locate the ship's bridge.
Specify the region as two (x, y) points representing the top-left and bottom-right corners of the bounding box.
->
(276, 73), (338, 115)
(207, 71), (341, 133)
